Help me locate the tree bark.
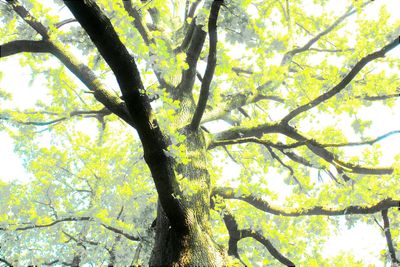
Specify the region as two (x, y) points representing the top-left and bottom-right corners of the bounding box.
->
(149, 128), (226, 266)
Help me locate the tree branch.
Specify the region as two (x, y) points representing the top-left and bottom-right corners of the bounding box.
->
(122, 0), (152, 46)
(240, 229), (295, 266)
(187, 0), (202, 20)
(190, 0), (223, 130)
(122, 0), (171, 90)
(175, 23), (207, 99)
(213, 187), (400, 217)
(223, 209), (295, 266)
(208, 136), (303, 150)
(0, 258), (13, 267)
(0, 216), (140, 241)
(0, 40), (51, 58)
(63, 0), (187, 232)
(6, 0), (135, 128)
(281, 5), (356, 65)
(201, 92), (284, 124)
(281, 36), (400, 123)
(100, 224), (140, 242)
(6, 0), (49, 38)
(5, 216), (92, 231)
(54, 18), (77, 29)
(213, 123), (394, 176)
(381, 209), (400, 265)
(280, 124), (394, 175)
(0, 108), (111, 127)
(358, 92), (400, 101)
(320, 130), (400, 148)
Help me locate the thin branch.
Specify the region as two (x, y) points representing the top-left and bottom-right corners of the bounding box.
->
(281, 37), (400, 123)
(43, 260), (60, 266)
(213, 187), (400, 217)
(309, 48), (354, 53)
(0, 108), (111, 127)
(6, 216), (92, 231)
(100, 224), (139, 242)
(358, 93), (400, 101)
(381, 209), (400, 264)
(189, 0), (223, 130)
(208, 136), (303, 150)
(54, 18), (77, 29)
(281, 5), (359, 65)
(321, 130), (400, 148)
(0, 216), (140, 241)
(266, 146), (303, 189)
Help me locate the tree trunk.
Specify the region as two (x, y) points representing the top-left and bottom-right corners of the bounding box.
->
(149, 120), (225, 266)
(149, 204), (225, 266)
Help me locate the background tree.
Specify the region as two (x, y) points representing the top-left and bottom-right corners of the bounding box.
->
(1, 0), (400, 266)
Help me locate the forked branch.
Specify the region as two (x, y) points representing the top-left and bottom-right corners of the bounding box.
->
(223, 209), (295, 266)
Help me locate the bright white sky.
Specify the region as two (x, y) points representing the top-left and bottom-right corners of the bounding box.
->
(1, 0), (400, 265)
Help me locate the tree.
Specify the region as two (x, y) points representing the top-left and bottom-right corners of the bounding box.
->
(0, 0), (400, 265)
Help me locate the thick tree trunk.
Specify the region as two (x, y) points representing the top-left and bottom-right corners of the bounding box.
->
(149, 204), (224, 266)
(149, 122), (225, 266)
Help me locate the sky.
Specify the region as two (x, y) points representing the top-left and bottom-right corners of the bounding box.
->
(1, 0), (400, 265)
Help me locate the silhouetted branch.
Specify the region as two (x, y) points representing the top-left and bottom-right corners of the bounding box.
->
(281, 37), (400, 123)
(122, 0), (173, 90)
(223, 210), (295, 266)
(6, 0), (135, 127)
(175, 23), (206, 98)
(381, 209), (400, 265)
(63, 0), (187, 232)
(190, 0), (223, 130)
(1, 40), (51, 57)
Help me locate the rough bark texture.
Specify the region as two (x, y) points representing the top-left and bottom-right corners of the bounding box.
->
(150, 117), (225, 266)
